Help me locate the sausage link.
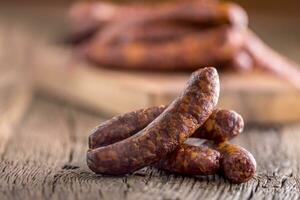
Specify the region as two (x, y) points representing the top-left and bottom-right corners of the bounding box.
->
(89, 107), (243, 149)
(85, 26), (243, 70)
(155, 143), (220, 175)
(208, 142), (256, 183)
(87, 67), (220, 175)
(89, 105), (166, 149)
(95, 2), (247, 46)
(88, 107), (241, 176)
(192, 108), (243, 142)
(89, 108), (222, 176)
(68, 0), (219, 26)
(88, 106), (243, 176)
(67, 0), (246, 44)
(177, 140), (256, 183)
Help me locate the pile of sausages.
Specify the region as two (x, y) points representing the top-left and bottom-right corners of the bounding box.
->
(68, 0), (300, 89)
(87, 67), (256, 184)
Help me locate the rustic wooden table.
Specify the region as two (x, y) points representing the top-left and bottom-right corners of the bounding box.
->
(0, 4), (300, 200)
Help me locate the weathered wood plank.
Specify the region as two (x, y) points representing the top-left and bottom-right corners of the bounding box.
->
(0, 98), (129, 200)
(0, 98), (78, 199)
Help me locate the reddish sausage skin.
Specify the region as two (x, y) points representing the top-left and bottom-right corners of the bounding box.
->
(89, 108), (243, 149)
(183, 140), (256, 183)
(67, 1), (247, 44)
(88, 104), (243, 177)
(89, 106), (166, 148)
(85, 26), (243, 71)
(88, 108), (242, 176)
(214, 142), (256, 184)
(155, 144), (220, 175)
(87, 67), (220, 175)
(192, 108), (243, 142)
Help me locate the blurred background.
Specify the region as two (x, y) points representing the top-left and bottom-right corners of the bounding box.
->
(0, 0), (300, 124)
(1, 0), (299, 60)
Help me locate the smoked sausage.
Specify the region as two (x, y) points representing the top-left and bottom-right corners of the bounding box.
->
(87, 67), (220, 175)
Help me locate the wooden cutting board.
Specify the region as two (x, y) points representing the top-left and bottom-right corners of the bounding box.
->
(31, 41), (300, 124)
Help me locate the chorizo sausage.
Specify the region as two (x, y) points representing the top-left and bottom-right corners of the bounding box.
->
(85, 26), (244, 71)
(94, 2), (247, 46)
(155, 109), (244, 176)
(170, 140), (256, 183)
(88, 108), (242, 176)
(154, 143), (220, 175)
(192, 108), (244, 142)
(87, 67), (220, 175)
(89, 107), (243, 149)
(67, 0), (247, 44)
(210, 142), (257, 183)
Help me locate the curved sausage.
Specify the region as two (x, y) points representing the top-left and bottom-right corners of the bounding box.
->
(87, 67), (220, 175)
(88, 106), (243, 177)
(89, 107), (243, 149)
(175, 140), (256, 183)
(88, 107), (242, 177)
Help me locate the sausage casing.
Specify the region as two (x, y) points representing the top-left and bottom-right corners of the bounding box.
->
(87, 67), (220, 175)
(210, 142), (257, 183)
(89, 107), (243, 149)
(85, 26), (243, 70)
(155, 143), (220, 175)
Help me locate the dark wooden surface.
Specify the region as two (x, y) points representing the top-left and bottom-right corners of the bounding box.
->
(0, 4), (300, 200)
